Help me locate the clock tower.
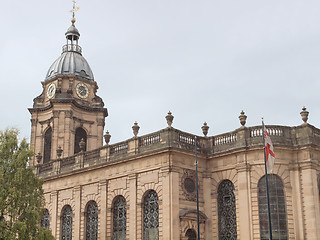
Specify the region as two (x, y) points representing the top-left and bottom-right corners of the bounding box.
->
(29, 16), (108, 166)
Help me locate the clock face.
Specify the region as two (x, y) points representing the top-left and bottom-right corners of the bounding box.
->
(47, 83), (56, 99)
(76, 83), (89, 99)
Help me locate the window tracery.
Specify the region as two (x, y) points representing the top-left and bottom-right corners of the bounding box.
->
(112, 196), (126, 240)
(41, 209), (50, 229)
(86, 201), (98, 240)
(61, 205), (73, 240)
(218, 179), (237, 240)
(143, 190), (159, 240)
(258, 174), (288, 240)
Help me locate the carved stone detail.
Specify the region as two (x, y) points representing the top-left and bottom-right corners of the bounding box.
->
(97, 118), (105, 126)
(181, 169), (197, 201)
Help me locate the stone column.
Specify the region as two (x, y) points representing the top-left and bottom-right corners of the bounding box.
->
(50, 191), (58, 238)
(129, 174), (137, 240)
(300, 161), (320, 239)
(236, 163), (253, 240)
(99, 180), (108, 239)
(203, 172), (212, 240)
(73, 186), (81, 240)
(289, 163), (305, 239)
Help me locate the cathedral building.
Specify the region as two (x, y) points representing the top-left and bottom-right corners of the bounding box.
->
(29, 15), (320, 240)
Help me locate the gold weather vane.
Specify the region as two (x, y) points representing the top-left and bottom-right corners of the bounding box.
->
(70, 0), (80, 23)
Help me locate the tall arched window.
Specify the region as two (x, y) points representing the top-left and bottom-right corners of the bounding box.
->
(86, 201), (98, 240)
(143, 190), (159, 240)
(258, 174), (288, 240)
(43, 127), (52, 163)
(185, 229), (197, 240)
(74, 127), (87, 154)
(112, 196), (126, 240)
(218, 179), (237, 240)
(41, 209), (50, 229)
(61, 205), (73, 240)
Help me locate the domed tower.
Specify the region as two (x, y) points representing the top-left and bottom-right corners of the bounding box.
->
(29, 16), (108, 166)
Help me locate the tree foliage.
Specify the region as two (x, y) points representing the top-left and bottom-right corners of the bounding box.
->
(0, 129), (54, 239)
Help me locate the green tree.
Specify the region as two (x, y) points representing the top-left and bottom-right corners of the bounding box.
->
(0, 128), (54, 240)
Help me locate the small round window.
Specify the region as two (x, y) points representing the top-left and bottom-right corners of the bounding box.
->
(184, 177), (196, 193)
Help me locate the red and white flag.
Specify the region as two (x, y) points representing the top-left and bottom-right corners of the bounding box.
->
(263, 126), (275, 173)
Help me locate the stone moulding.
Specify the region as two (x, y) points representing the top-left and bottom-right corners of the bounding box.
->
(36, 123), (320, 178)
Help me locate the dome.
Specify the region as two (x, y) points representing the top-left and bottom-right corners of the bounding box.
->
(45, 22), (94, 81)
(45, 49), (94, 81)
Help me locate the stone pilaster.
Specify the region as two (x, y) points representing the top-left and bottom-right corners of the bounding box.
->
(236, 163), (253, 240)
(50, 191), (58, 238)
(203, 172), (212, 240)
(99, 180), (108, 239)
(129, 174), (137, 239)
(289, 163), (305, 239)
(73, 186), (81, 240)
(300, 161), (320, 239)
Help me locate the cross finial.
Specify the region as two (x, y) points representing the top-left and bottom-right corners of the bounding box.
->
(70, 0), (80, 24)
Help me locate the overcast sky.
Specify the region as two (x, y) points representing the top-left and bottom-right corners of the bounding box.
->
(1, 0), (320, 143)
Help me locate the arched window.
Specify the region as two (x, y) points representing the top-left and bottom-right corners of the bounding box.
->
(143, 190), (159, 240)
(185, 229), (197, 240)
(112, 196), (126, 240)
(61, 205), (72, 240)
(86, 201), (98, 240)
(218, 180), (237, 240)
(41, 209), (50, 229)
(258, 174), (288, 240)
(43, 127), (52, 163)
(74, 127), (87, 154)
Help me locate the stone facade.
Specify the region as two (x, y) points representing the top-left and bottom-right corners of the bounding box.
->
(34, 120), (320, 239)
(30, 15), (320, 240)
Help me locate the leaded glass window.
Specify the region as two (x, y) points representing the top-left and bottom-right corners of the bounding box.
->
(258, 174), (288, 240)
(218, 179), (237, 240)
(74, 127), (87, 154)
(143, 190), (159, 240)
(61, 205), (72, 240)
(185, 229), (197, 240)
(43, 127), (52, 163)
(86, 201), (98, 240)
(41, 209), (50, 229)
(112, 196), (126, 240)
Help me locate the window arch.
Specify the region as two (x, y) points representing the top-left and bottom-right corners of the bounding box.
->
(112, 196), (126, 240)
(74, 127), (87, 154)
(61, 205), (73, 240)
(218, 179), (237, 240)
(43, 127), (52, 163)
(258, 174), (288, 240)
(143, 190), (159, 240)
(86, 201), (98, 240)
(185, 229), (197, 240)
(41, 209), (50, 229)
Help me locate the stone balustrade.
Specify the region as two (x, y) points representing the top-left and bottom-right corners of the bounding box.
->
(37, 123), (320, 178)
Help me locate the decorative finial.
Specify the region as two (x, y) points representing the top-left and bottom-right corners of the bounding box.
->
(70, 0), (80, 25)
(165, 111), (174, 128)
(132, 122), (140, 137)
(300, 106), (309, 124)
(104, 131), (111, 145)
(239, 110), (247, 126)
(201, 122), (209, 137)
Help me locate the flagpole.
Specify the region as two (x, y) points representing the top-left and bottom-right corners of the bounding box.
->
(262, 120), (273, 240)
(195, 136), (200, 240)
